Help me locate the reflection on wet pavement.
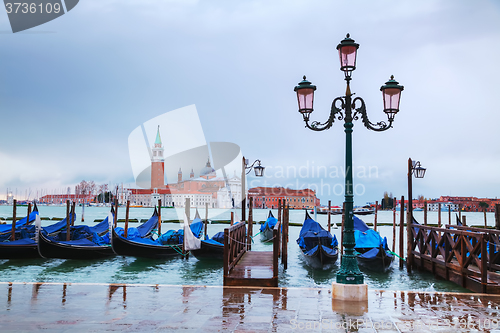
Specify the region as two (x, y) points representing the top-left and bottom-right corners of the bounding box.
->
(2, 282), (500, 332)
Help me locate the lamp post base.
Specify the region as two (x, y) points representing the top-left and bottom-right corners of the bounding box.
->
(331, 282), (368, 301)
(336, 254), (364, 284)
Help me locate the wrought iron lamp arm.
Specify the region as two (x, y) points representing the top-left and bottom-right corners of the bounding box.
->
(352, 97), (393, 132)
(245, 159), (262, 175)
(304, 97), (345, 131)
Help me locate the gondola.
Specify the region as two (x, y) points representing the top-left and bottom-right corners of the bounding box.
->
(353, 215), (394, 272)
(0, 203), (40, 241)
(190, 214), (242, 261)
(0, 210), (74, 259)
(111, 209), (203, 259)
(111, 207), (163, 257)
(37, 208), (115, 260)
(189, 233), (225, 260)
(297, 211), (338, 268)
(259, 211), (277, 242)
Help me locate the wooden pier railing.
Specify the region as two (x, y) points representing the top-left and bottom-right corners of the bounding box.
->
(273, 218), (282, 279)
(409, 222), (500, 293)
(223, 204), (288, 287)
(446, 224), (500, 271)
(223, 221), (247, 278)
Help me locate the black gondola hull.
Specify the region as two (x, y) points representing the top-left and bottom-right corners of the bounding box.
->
(111, 228), (181, 259)
(38, 232), (115, 260)
(355, 247), (394, 272)
(260, 227), (274, 242)
(0, 242), (39, 259)
(190, 241), (224, 260)
(300, 245), (338, 268)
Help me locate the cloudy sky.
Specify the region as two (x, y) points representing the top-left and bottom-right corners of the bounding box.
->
(1, 0), (500, 205)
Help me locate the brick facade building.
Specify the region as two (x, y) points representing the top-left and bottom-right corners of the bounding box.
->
(248, 187), (320, 209)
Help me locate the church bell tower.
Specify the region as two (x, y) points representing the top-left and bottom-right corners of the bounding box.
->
(151, 126), (165, 189)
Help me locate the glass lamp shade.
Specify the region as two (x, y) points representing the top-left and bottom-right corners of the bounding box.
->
(380, 75), (404, 121)
(336, 34), (359, 74)
(414, 166), (426, 179)
(254, 165), (265, 177)
(294, 76), (316, 115)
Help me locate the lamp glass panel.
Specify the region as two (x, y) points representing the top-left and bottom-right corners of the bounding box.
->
(297, 88), (314, 112)
(254, 166), (264, 177)
(415, 167), (426, 179)
(338, 45), (357, 70)
(382, 88), (401, 111)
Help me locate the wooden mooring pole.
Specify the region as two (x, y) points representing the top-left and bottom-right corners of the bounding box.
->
(400, 196), (405, 269)
(424, 201), (427, 225)
(438, 204), (441, 228)
(113, 199), (118, 228)
(392, 198), (396, 253)
(495, 204), (500, 230)
(407, 197), (414, 273)
(157, 199), (162, 235)
(448, 205), (451, 225)
(374, 200), (378, 231)
(205, 203), (209, 240)
(282, 203), (288, 269)
(65, 200), (71, 241)
(247, 197), (253, 250)
(71, 202), (76, 226)
(278, 199), (282, 225)
(10, 199), (16, 241)
(462, 215), (467, 226)
(124, 200), (130, 238)
(27, 202), (32, 224)
(328, 200), (331, 232)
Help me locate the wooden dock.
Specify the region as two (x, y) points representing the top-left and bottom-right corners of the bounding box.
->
(408, 219), (500, 294)
(223, 201), (288, 287)
(224, 251), (276, 287)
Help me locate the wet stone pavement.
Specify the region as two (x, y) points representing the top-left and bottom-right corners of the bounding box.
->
(2, 282), (500, 332)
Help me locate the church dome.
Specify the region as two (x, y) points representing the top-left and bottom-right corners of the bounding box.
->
(200, 159), (215, 176)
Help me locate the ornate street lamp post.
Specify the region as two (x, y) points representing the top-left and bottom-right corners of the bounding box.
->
(241, 157), (264, 221)
(294, 34), (404, 285)
(407, 158), (425, 273)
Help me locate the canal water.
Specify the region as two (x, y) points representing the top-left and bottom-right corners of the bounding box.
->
(0, 205), (493, 292)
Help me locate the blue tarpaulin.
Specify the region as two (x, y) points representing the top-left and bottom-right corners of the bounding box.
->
(297, 213), (337, 250)
(353, 215), (388, 250)
(260, 212), (277, 232)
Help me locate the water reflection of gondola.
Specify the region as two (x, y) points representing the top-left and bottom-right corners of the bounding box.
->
(109, 256), (180, 283)
(298, 253), (339, 283)
(36, 257), (112, 277)
(179, 259), (223, 285)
